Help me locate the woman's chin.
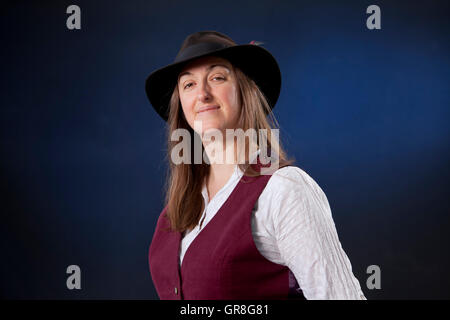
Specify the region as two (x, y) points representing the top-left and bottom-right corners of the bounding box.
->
(197, 123), (223, 135)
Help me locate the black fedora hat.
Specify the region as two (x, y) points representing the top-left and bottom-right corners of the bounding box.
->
(145, 31), (281, 122)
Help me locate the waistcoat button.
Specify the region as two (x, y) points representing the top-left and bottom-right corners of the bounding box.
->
(174, 287), (178, 295)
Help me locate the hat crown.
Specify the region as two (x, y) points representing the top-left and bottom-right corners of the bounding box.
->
(179, 31), (236, 51)
(174, 31), (237, 62)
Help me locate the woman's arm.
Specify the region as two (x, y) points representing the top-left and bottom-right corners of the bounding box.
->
(256, 166), (367, 300)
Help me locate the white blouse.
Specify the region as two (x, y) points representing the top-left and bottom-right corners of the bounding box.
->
(179, 151), (367, 300)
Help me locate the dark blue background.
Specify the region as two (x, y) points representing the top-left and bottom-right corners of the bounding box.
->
(1, 0), (449, 299)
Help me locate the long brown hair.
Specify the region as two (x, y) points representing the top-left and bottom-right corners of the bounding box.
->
(163, 62), (295, 232)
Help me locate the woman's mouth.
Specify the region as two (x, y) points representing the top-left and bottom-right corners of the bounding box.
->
(198, 105), (220, 113)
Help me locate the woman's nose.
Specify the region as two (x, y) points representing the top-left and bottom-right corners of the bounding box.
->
(197, 80), (212, 101)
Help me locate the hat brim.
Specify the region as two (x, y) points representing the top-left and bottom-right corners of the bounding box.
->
(145, 44), (281, 122)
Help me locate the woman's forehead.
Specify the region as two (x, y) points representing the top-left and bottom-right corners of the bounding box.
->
(179, 56), (232, 75)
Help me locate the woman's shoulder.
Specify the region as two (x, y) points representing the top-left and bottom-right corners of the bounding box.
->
(264, 165), (329, 204)
(269, 165), (319, 188)
(256, 165), (333, 234)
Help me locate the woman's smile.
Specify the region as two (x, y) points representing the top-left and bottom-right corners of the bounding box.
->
(197, 106), (220, 114)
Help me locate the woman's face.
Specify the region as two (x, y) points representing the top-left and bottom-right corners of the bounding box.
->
(177, 56), (241, 135)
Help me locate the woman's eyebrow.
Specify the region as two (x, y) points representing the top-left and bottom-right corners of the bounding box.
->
(178, 64), (230, 81)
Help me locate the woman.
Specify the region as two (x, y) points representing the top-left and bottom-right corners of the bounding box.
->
(146, 31), (366, 300)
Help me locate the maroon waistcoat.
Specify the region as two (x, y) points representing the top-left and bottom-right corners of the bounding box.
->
(148, 164), (305, 300)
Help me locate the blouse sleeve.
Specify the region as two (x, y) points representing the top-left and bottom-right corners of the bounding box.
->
(269, 166), (366, 300)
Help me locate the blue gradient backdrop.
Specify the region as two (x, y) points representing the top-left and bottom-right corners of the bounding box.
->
(1, 0), (449, 299)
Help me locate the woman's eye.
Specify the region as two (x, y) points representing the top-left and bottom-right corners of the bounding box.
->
(183, 76), (225, 90)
